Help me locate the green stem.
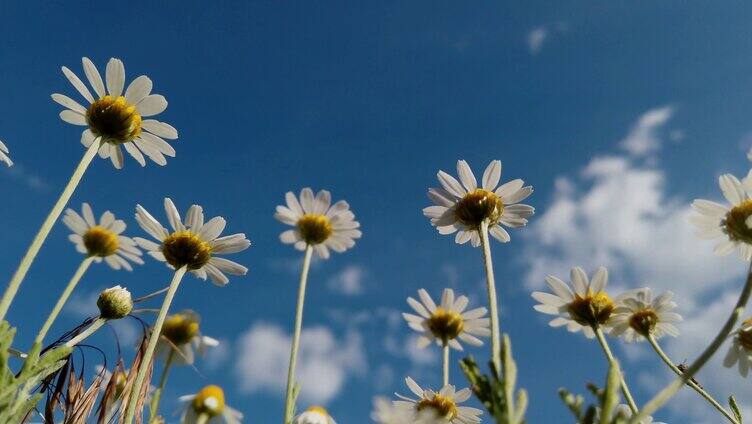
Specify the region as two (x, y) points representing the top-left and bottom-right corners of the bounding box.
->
(478, 220), (501, 373)
(631, 262), (752, 423)
(149, 349), (175, 421)
(0, 138), (101, 323)
(124, 266), (187, 424)
(442, 341), (450, 387)
(33, 256), (94, 347)
(594, 327), (639, 414)
(646, 334), (737, 424)
(283, 245), (314, 424)
(64, 317), (107, 348)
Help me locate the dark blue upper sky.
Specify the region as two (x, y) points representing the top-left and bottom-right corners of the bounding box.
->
(1, 2), (751, 423)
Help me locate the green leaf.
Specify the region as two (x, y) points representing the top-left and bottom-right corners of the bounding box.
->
(729, 395), (744, 424)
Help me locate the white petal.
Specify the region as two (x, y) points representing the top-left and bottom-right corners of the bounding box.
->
(142, 119), (178, 139)
(481, 160), (501, 190)
(82, 57), (105, 98)
(124, 75), (152, 105)
(61, 66), (94, 103)
(136, 94), (168, 117)
(105, 58), (125, 97)
(456, 160), (477, 191)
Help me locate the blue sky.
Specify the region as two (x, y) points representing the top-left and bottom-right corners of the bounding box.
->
(1, 2), (752, 423)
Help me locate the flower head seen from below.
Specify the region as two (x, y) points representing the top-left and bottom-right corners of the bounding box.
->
(531, 266), (617, 338)
(610, 288), (682, 342)
(134, 198), (251, 285)
(275, 188), (361, 259)
(52, 57), (178, 169)
(423, 160), (534, 247)
(179, 385), (242, 424)
(723, 317), (752, 377)
(403, 288), (490, 351)
(691, 172), (752, 260)
(394, 377), (482, 424)
(63, 202), (144, 270)
(294, 406), (337, 424)
(0, 140), (13, 167)
(97, 285), (133, 319)
(155, 310), (219, 365)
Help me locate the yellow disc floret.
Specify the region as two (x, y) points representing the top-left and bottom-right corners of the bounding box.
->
(297, 214), (333, 245)
(567, 291), (615, 327)
(416, 394), (458, 420)
(454, 189), (504, 228)
(426, 308), (465, 342)
(83, 226), (120, 257)
(161, 312), (200, 346)
(724, 200), (752, 244)
(86, 95), (142, 143)
(306, 406), (329, 416)
(628, 309), (659, 336)
(192, 385), (226, 417)
(161, 231), (212, 270)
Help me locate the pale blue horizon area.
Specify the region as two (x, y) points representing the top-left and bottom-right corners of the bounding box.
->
(1, 2), (752, 423)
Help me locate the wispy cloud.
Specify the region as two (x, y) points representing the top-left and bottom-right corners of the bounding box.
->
(619, 106), (675, 157)
(526, 22), (568, 55)
(2, 162), (48, 192)
(327, 265), (367, 296)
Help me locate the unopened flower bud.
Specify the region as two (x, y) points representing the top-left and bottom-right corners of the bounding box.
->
(97, 285), (133, 319)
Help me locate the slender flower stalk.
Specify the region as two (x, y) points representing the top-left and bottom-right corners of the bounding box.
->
(631, 263), (752, 423)
(124, 265), (188, 424)
(442, 342), (450, 387)
(64, 316), (107, 348)
(33, 256), (95, 346)
(479, 220), (501, 372)
(0, 138), (101, 323)
(284, 244), (314, 424)
(594, 327), (639, 414)
(646, 334), (737, 423)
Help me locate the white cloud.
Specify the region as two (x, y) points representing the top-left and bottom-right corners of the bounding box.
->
(527, 26), (548, 55)
(327, 265), (366, 296)
(235, 322), (365, 405)
(2, 162), (48, 191)
(521, 106), (751, 421)
(619, 106), (674, 157)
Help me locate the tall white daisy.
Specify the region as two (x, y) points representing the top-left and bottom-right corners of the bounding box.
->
(134, 198), (251, 285)
(394, 377), (482, 424)
(610, 288), (682, 343)
(531, 266), (617, 338)
(178, 385), (242, 424)
(423, 160), (533, 247)
(294, 406), (337, 424)
(155, 310), (219, 365)
(275, 188), (361, 259)
(63, 202), (144, 270)
(691, 172), (752, 260)
(52, 57), (178, 169)
(0, 140), (12, 167)
(723, 317), (752, 377)
(403, 288), (490, 351)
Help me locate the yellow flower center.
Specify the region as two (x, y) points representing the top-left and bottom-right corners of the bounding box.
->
(161, 230), (212, 270)
(192, 385), (226, 417)
(297, 214), (333, 245)
(113, 371), (127, 398)
(306, 406), (329, 416)
(426, 308), (465, 342)
(739, 318), (752, 351)
(86, 95), (142, 143)
(454, 189), (504, 228)
(416, 394), (458, 420)
(628, 309), (659, 336)
(82, 226), (120, 257)
(724, 200), (752, 244)
(161, 312), (200, 346)
(567, 291), (615, 327)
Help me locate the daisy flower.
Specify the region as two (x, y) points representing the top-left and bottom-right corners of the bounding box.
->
(134, 198), (251, 285)
(394, 377), (482, 424)
(275, 188), (361, 259)
(531, 266), (617, 338)
(62, 202), (144, 270)
(179, 385), (242, 424)
(423, 160), (534, 247)
(155, 310), (219, 365)
(403, 288), (490, 351)
(294, 406), (337, 424)
(723, 317), (752, 377)
(52, 57), (178, 169)
(690, 172), (752, 260)
(0, 140), (12, 167)
(610, 288), (682, 343)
